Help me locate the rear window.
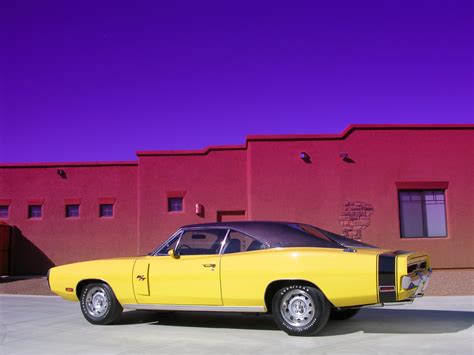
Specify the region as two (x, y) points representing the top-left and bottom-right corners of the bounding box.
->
(291, 224), (334, 242)
(315, 227), (377, 249)
(269, 224), (343, 249)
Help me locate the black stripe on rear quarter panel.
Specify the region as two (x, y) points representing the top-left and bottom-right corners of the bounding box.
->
(378, 254), (396, 303)
(378, 250), (411, 302)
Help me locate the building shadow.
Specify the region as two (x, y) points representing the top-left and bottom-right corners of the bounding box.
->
(116, 308), (473, 335)
(8, 226), (54, 276)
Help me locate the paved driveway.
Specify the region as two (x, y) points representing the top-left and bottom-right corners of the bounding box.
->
(0, 295), (473, 354)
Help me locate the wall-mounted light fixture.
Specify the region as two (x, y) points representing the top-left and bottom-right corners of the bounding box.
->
(339, 152), (355, 163)
(300, 152), (311, 163)
(195, 203), (204, 217)
(57, 169), (67, 179)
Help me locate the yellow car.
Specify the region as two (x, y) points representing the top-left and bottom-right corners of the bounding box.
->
(48, 222), (431, 336)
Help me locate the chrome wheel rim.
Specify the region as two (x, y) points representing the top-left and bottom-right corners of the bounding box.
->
(280, 289), (315, 327)
(85, 286), (109, 318)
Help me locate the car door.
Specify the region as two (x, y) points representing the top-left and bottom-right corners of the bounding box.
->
(219, 230), (270, 307)
(133, 228), (228, 305)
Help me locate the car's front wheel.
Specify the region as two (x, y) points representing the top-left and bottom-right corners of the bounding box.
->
(79, 282), (123, 325)
(272, 284), (330, 336)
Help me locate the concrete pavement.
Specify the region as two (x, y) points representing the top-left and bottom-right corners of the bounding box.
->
(0, 295), (473, 354)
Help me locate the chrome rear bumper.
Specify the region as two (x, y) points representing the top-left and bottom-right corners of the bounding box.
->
(401, 268), (432, 297)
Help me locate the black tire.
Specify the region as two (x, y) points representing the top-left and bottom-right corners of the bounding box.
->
(330, 308), (360, 320)
(272, 284), (330, 336)
(79, 282), (123, 325)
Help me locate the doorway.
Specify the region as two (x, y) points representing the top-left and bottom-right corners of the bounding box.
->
(216, 210), (246, 222)
(0, 223), (10, 276)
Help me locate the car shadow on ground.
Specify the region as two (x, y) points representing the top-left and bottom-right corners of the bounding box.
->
(118, 311), (279, 331)
(320, 308), (474, 336)
(117, 308), (474, 335)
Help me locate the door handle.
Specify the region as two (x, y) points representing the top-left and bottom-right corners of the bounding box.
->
(203, 263), (216, 268)
(136, 275), (146, 281)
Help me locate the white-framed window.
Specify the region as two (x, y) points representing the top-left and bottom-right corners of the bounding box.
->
(99, 204), (114, 217)
(0, 205), (9, 219)
(28, 205), (43, 219)
(399, 190), (447, 238)
(168, 197), (183, 212)
(66, 204), (80, 218)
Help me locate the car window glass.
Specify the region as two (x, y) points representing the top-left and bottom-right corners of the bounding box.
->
(223, 230), (267, 254)
(176, 229), (227, 255)
(290, 224), (333, 242)
(154, 232), (181, 255)
(316, 227), (376, 248)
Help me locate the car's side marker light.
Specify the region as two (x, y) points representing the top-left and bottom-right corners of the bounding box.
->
(65, 287), (74, 292)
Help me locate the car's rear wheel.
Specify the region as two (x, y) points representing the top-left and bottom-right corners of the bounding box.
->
(272, 284), (330, 336)
(330, 308), (360, 320)
(79, 282), (122, 325)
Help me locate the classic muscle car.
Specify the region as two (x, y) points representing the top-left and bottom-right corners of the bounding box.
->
(48, 222), (431, 336)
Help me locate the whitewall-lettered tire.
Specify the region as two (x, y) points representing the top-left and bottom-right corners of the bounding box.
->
(79, 282), (123, 325)
(272, 284), (330, 336)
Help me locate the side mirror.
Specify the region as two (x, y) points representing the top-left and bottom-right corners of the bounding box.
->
(168, 249), (179, 259)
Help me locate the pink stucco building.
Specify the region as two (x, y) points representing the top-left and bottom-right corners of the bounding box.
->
(1, 124), (473, 275)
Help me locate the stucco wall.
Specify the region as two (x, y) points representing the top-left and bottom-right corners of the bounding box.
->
(0, 164), (138, 270)
(0, 125), (472, 272)
(247, 128), (474, 268)
(137, 149), (247, 253)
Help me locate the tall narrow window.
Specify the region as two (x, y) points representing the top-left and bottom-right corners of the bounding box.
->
(168, 197), (183, 212)
(99, 204), (114, 217)
(28, 205), (43, 219)
(399, 190), (447, 238)
(66, 204), (80, 218)
(0, 206), (9, 219)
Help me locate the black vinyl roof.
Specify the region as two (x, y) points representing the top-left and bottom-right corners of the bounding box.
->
(182, 221), (346, 249)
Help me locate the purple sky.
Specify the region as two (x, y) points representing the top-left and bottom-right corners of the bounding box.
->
(1, 1), (473, 163)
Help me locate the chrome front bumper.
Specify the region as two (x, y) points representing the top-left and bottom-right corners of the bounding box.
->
(401, 268), (432, 297)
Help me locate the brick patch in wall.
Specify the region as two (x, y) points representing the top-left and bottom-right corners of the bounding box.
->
(339, 201), (374, 240)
